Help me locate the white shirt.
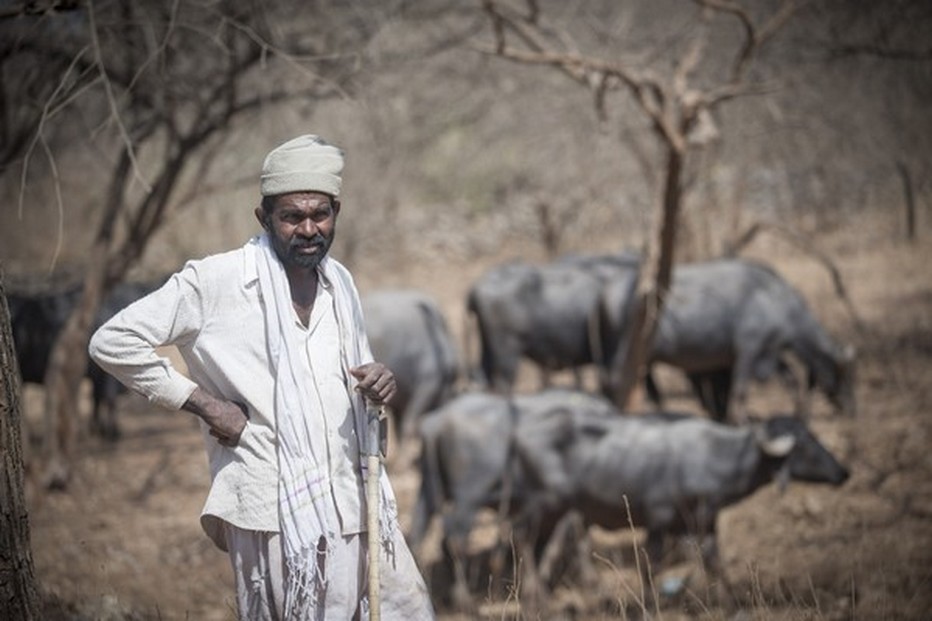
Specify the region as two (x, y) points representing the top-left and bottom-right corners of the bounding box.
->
(88, 240), (372, 549)
(297, 283), (365, 535)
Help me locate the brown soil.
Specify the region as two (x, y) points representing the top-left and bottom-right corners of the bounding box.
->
(24, 217), (932, 620)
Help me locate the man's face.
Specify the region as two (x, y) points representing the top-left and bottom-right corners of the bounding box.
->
(257, 192), (340, 270)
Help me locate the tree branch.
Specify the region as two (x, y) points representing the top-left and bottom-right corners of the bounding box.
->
(829, 43), (932, 61)
(0, 0), (80, 20)
(87, 0), (152, 193)
(696, 0), (801, 82)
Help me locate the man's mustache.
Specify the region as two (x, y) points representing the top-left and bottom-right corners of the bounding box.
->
(290, 234), (327, 249)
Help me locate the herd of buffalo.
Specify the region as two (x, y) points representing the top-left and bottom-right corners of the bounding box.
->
(8, 251), (856, 610)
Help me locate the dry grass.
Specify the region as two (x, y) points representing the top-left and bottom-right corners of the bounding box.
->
(22, 209), (932, 620)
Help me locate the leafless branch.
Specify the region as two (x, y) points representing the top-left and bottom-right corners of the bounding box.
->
(40, 136), (64, 273)
(474, 31), (681, 145)
(696, 0), (801, 82)
(829, 43), (932, 61)
(478, 0), (713, 151)
(697, 77), (779, 109)
(0, 0), (80, 20)
(87, 0), (152, 193)
(18, 45), (92, 219)
(694, 0), (754, 81)
(222, 15), (355, 101)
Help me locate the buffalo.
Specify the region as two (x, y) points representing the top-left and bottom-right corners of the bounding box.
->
(598, 257), (857, 422)
(467, 253), (856, 422)
(466, 253), (638, 392)
(362, 289), (460, 456)
(410, 388), (850, 607)
(514, 408), (850, 594)
(407, 388), (619, 608)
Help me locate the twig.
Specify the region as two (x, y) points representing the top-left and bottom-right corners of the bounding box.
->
(87, 0), (152, 193)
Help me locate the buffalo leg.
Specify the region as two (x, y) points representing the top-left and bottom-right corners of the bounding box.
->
(698, 530), (735, 607)
(537, 510), (595, 589)
(440, 536), (473, 611)
(729, 360), (754, 424)
(688, 369), (732, 422)
(776, 357), (809, 419)
(644, 369), (664, 409)
(442, 507), (482, 610)
(92, 398), (120, 442)
(634, 529), (665, 612)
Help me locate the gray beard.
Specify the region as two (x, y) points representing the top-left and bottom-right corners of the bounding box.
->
(271, 233), (333, 271)
(287, 249), (327, 270)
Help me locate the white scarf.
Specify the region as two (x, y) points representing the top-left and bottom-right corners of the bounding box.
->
(253, 234), (399, 619)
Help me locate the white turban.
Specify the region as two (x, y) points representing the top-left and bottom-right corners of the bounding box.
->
(260, 134), (344, 197)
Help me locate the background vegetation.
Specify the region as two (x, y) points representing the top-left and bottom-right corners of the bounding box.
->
(2, 0), (928, 280)
(1, 1), (930, 619)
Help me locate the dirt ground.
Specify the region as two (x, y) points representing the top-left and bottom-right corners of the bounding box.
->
(22, 216), (932, 620)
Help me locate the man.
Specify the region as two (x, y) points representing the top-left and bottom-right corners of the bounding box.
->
(89, 134), (435, 620)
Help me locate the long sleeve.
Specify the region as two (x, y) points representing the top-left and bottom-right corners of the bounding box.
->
(88, 264), (202, 411)
(90, 242), (289, 546)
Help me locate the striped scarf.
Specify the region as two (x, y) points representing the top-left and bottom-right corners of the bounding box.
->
(253, 234), (399, 619)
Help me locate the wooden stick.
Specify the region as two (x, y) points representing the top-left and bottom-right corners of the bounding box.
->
(366, 403), (383, 621)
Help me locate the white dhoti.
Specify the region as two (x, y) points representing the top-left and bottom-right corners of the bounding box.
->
(224, 523), (434, 620)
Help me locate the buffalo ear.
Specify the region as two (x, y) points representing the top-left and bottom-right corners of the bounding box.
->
(756, 430), (796, 457)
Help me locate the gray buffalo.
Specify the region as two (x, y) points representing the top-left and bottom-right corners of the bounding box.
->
(410, 389), (849, 606)
(515, 408), (850, 591)
(408, 388), (617, 608)
(362, 289), (460, 454)
(466, 253), (638, 392)
(598, 258), (857, 422)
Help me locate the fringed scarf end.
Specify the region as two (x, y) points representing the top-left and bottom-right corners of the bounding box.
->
(283, 535), (332, 620)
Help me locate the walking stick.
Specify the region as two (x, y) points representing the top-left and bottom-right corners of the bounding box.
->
(366, 401), (386, 621)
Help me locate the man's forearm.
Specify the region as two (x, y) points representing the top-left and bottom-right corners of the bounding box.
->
(183, 387), (247, 422)
(182, 386), (221, 419)
(183, 387), (249, 447)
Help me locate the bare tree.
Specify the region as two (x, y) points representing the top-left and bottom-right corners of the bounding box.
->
(1, 0), (396, 487)
(478, 0), (801, 408)
(0, 270), (40, 621)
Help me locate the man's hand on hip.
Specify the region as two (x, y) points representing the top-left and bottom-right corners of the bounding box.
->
(183, 387), (249, 447)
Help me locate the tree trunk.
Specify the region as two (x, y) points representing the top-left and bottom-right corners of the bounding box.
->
(39, 150), (130, 489)
(0, 269), (42, 620)
(40, 243), (109, 489)
(612, 143), (684, 409)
